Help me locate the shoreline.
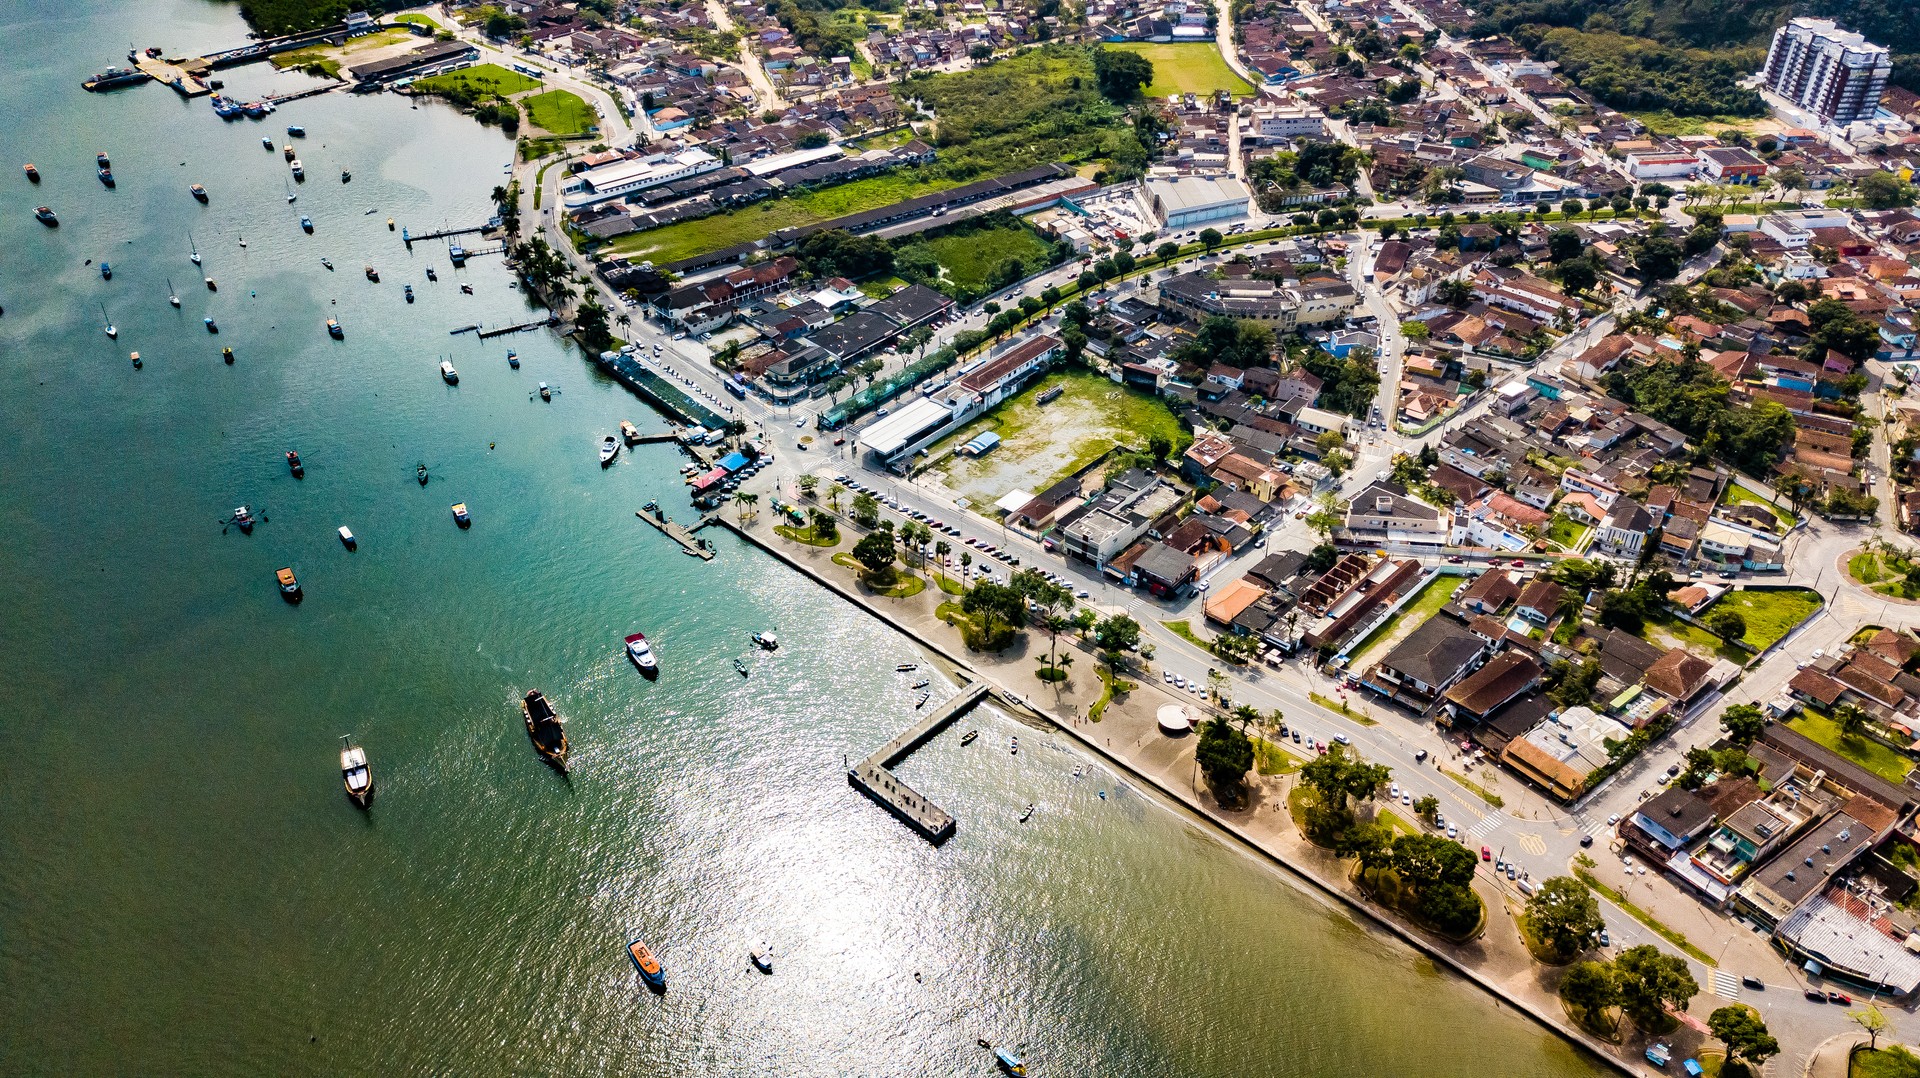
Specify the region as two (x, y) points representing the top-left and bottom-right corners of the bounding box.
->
(714, 513), (1646, 1077)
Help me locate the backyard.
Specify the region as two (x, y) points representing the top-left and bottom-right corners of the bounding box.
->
(1721, 482), (1797, 529)
(412, 62), (543, 97)
(926, 370), (1190, 507)
(604, 170), (963, 263)
(1345, 575), (1468, 667)
(522, 89), (596, 135)
(914, 222), (1055, 292)
(1704, 588), (1821, 651)
(1111, 43), (1255, 98)
(1547, 513), (1590, 551)
(1786, 711), (1915, 784)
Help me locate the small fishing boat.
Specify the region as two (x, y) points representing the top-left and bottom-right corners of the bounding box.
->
(340, 735), (373, 808)
(364, 265), (379, 282)
(750, 950), (773, 974)
(203, 317), (217, 333)
(450, 502), (471, 528)
(416, 464), (429, 486)
(289, 159), (303, 180)
(1010, 736), (1018, 756)
(238, 236), (246, 248)
(320, 257), (333, 271)
(961, 730), (978, 745)
(222, 347), (234, 364)
(520, 689), (566, 770)
(276, 565), (302, 603)
(994, 1048), (1027, 1076)
(35, 206), (57, 225)
(911, 679), (930, 690)
(129, 351), (141, 368)
(386, 217), (395, 231)
(24, 163), (40, 182)
(627, 939), (666, 992)
(326, 318), (343, 339)
(190, 183), (208, 202)
(915, 693), (931, 709)
(620, 420), (640, 444)
(262, 135), (274, 150)
(1020, 803), (1035, 823)
(287, 124), (306, 137)
(403, 284), (414, 303)
(168, 279), (180, 307)
(625, 632), (659, 676)
(459, 283), (473, 295)
(752, 632), (779, 651)
(96, 152), (110, 168)
(338, 525), (356, 550)
(205, 277), (217, 291)
(233, 506), (255, 534)
(424, 266), (436, 281)
(286, 450), (303, 478)
(100, 262), (112, 280)
(283, 144), (295, 161)
(538, 382), (551, 402)
(340, 169), (351, 183)
(733, 657), (750, 677)
(896, 663), (917, 672)
(599, 435), (620, 467)
(507, 350), (520, 369)
(439, 360), (458, 384)
(98, 168), (114, 188)
(300, 215), (312, 234)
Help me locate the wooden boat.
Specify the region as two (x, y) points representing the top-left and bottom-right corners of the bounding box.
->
(403, 284), (413, 303)
(733, 657), (750, 677)
(915, 693), (930, 709)
(283, 144), (295, 161)
(750, 950), (773, 974)
(190, 183), (207, 202)
(338, 526), (356, 550)
(100, 262), (112, 280)
(1010, 736), (1018, 756)
(450, 502), (471, 528)
(97, 168), (114, 188)
(289, 158), (304, 180)
(233, 506), (255, 534)
(339, 735), (373, 808)
(416, 464), (429, 486)
(364, 265), (379, 283)
(620, 420), (640, 445)
(96, 152), (110, 168)
(895, 663), (917, 672)
(1019, 803), (1035, 823)
(129, 351), (141, 368)
(205, 277), (217, 291)
(262, 136), (274, 150)
(203, 317), (217, 333)
(300, 215), (312, 234)
(627, 939), (666, 992)
(341, 170), (351, 183)
(538, 382), (551, 401)
(521, 689), (567, 771)
(425, 266), (436, 281)
(386, 217), (395, 231)
(24, 163), (40, 182)
(960, 730), (978, 745)
(276, 566), (302, 603)
(286, 450), (304, 477)
(327, 318), (343, 339)
(35, 206), (57, 226)
(223, 347), (234, 364)
(507, 350), (520, 369)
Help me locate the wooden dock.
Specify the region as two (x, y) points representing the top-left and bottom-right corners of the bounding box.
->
(631, 431), (680, 445)
(477, 315), (557, 340)
(848, 681), (990, 844)
(636, 507), (718, 560)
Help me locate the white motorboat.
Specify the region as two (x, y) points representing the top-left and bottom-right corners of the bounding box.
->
(625, 632), (658, 675)
(340, 735), (373, 808)
(599, 435), (620, 467)
(440, 360), (458, 384)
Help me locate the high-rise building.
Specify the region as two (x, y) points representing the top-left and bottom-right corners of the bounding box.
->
(1761, 18), (1891, 126)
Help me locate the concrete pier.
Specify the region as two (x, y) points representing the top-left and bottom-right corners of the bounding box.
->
(636, 508), (716, 560)
(848, 681), (990, 844)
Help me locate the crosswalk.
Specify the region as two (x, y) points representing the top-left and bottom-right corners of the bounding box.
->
(1709, 970), (1742, 1000)
(1464, 814), (1502, 841)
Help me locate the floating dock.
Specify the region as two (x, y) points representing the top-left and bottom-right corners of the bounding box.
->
(477, 315), (557, 340)
(403, 223), (492, 246)
(848, 681), (990, 844)
(635, 507), (718, 560)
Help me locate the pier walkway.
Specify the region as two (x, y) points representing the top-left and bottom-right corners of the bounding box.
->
(635, 507), (718, 560)
(476, 315), (557, 339)
(848, 681), (990, 844)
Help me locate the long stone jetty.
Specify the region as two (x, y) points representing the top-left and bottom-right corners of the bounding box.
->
(848, 681), (989, 844)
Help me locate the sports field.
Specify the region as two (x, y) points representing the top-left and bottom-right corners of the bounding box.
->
(523, 89), (596, 135)
(1111, 43), (1255, 98)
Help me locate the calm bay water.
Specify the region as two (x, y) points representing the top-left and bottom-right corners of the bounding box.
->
(0, 3), (1605, 1074)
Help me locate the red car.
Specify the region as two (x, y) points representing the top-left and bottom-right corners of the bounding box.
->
(1481, 845), (1492, 861)
(1511, 558), (1527, 568)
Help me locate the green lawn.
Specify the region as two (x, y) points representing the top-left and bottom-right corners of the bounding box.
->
(413, 63), (543, 97)
(605, 170), (964, 263)
(1111, 43), (1255, 98)
(522, 89), (596, 135)
(1788, 712), (1915, 783)
(1850, 549), (1920, 599)
(1852, 1046), (1920, 1078)
(1547, 513), (1590, 551)
(1345, 575), (1467, 665)
(915, 223), (1055, 292)
(1709, 588), (1821, 651)
(1721, 482), (1797, 529)
(392, 13), (444, 30)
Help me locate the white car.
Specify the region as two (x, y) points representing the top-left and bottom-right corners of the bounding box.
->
(1446, 824), (1458, 839)
(1400, 792), (1412, 806)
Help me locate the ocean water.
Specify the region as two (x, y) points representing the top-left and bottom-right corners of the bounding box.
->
(0, 2), (1604, 1074)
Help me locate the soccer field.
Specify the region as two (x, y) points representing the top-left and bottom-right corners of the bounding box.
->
(1111, 43), (1255, 98)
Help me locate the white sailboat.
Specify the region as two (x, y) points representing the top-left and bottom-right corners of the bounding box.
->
(189, 232), (201, 266)
(101, 303), (117, 339)
(167, 278), (180, 308)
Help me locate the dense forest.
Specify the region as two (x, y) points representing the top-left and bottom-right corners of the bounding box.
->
(232, 0), (363, 36)
(1446, 0), (1919, 113)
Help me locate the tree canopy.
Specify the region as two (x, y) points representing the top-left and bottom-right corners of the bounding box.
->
(1092, 47), (1154, 101)
(1522, 876), (1605, 961)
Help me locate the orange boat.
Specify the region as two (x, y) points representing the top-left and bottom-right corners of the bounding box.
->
(627, 939), (666, 992)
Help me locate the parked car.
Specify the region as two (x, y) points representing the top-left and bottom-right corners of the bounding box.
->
(1741, 976), (1765, 991)
(1805, 990), (1828, 1003)
(1828, 991), (1852, 1005)
(1480, 845), (1492, 861)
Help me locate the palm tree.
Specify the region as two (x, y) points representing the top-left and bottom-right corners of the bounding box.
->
(733, 490), (759, 522)
(934, 539), (951, 586)
(1835, 703), (1868, 741)
(960, 551), (972, 581)
(1231, 703), (1260, 733)
(827, 482), (845, 514)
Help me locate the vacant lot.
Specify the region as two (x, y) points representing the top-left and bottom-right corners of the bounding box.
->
(413, 63), (542, 97)
(917, 223), (1054, 292)
(523, 89), (596, 135)
(605, 171), (963, 263)
(1708, 588), (1820, 650)
(1788, 712), (1914, 783)
(1346, 575), (1468, 666)
(928, 370), (1189, 507)
(1111, 43), (1255, 98)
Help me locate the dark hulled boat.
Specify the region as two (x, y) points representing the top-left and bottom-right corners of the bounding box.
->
(521, 690), (567, 771)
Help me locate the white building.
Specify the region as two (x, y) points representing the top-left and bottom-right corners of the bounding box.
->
(1762, 18), (1891, 127)
(858, 335), (1062, 469)
(1145, 175), (1251, 230)
(1625, 153), (1699, 181)
(562, 149), (722, 208)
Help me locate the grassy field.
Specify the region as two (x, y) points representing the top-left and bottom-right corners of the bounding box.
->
(930, 370), (1191, 506)
(522, 89), (596, 135)
(270, 27), (412, 76)
(1708, 588), (1821, 650)
(605, 171), (963, 263)
(916, 223), (1055, 292)
(1641, 615), (1748, 665)
(1787, 712), (1914, 783)
(1852, 1046), (1920, 1078)
(1345, 575), (1468, 665)
(413, 63), (543, 97)
(1547, 513), (1590, 551)
(1849, 548), (1920, 599)
(1721, 482), (1797, 529)
(1111, 43), (1255, 98)
(1624, 110), (1766, 137)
